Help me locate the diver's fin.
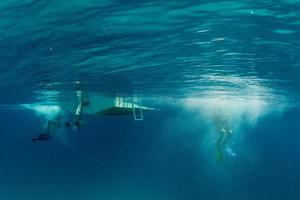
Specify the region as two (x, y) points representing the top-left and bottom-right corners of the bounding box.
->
(32, 133), (53, 143)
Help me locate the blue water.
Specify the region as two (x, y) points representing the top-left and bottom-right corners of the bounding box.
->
(0, 0), (300, 199)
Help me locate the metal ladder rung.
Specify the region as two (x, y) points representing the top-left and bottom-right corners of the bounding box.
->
(132, 104), (144, 121)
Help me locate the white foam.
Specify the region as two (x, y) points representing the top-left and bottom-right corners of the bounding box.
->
(22, 104), (61, 119)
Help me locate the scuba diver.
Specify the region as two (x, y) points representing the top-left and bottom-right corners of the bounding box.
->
(73, 81), (89, 130)
(213, 112), (233, 163)
(32, 81), (89, 142)
(32, 118), (61, 142)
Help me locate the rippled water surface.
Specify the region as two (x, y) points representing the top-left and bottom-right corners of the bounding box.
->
(0, 0), (300, 104)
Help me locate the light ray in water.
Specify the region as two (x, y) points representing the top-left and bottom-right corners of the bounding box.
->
(22, 104), (61, 118)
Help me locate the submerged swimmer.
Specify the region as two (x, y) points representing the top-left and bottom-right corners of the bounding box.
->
(73, 81), (90, 130)
(32, 118), (61, 142)
(32, 81), (90, 142)
(213, 112), (233, 162)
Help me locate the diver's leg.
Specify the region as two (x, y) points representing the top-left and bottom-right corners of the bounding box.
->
(73, 81), (84, 129)
(75, 82), (83, 120)
(74, 81), (90, 129)
(31, 118), (62, 143)
(32, 121), (55, 143)
(76, 88), (83, 114)
(46, 120), (61, 133)
(215, 130), (226, 162)
(222, 130), (232, 146)
(75, 102), (82, 119)
(45, 120), (55, 134)
(217, 129), (226, 147)
(75, 81), (90, 115)
(75, 96), (82, 128)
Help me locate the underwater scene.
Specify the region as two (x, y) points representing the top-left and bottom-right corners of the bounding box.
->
(0, 0), (300, 199)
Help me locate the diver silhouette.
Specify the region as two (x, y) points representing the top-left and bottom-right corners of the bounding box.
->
(213, 112), (233, 162)
(32, 119), (61, 142)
